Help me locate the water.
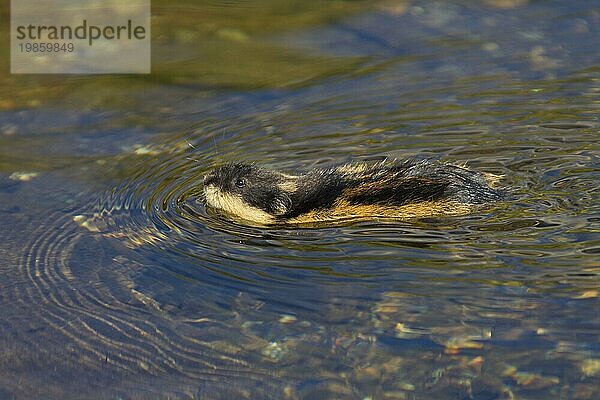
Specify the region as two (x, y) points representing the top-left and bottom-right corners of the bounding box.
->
(1, 1), (599, 399)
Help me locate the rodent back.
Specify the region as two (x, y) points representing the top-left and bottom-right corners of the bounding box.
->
(203, 160), (503, 223)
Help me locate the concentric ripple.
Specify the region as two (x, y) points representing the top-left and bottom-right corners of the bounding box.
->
(1, 0), (598, 396)
(6, 121), (599, 399)
(4, 138), (298, 398)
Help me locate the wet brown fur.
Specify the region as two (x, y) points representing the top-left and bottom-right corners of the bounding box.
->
(285, 200), (473, 224)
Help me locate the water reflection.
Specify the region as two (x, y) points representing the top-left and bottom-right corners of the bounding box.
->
(0, 0), (599, 399)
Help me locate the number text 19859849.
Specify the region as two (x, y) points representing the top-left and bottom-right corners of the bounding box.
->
(19, 42), (75, 53)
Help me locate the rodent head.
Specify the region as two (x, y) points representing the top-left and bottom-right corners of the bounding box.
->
(203, 163), (295, 224)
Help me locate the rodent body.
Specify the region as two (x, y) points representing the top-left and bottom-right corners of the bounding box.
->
(203, 159), (503, 226)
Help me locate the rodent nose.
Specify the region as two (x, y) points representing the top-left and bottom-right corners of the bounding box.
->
(203, 172), (217, 186)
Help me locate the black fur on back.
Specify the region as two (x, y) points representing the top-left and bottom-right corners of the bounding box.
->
(283, 169), (347, 218)
(348, 159), (502, 205)
(282, 159), (502, 218)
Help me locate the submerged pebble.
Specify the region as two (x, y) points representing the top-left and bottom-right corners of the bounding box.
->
(513, 371), (560, 389)
(580, 359), (600, 377)
(9, 171), (38, 182)
(261, 341), (289, 362)
(1, 123), (18, 136)
(73, 215), (101, 232)
(279, 314), (297, 324)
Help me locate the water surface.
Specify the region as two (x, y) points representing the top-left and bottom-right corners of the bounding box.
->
(0, 1), (599, 399)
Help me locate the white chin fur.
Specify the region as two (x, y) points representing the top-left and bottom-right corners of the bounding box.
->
(204, 185), (274, 224)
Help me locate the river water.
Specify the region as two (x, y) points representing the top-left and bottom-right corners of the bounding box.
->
(0, 1), (598, 399)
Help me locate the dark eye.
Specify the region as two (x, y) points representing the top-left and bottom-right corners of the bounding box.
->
(235, 178), (246, 188)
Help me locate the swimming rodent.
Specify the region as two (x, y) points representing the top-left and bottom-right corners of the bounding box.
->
(202, 159), (503, 225)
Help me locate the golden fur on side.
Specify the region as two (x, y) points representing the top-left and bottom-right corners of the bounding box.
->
(285, 200), (473, 224)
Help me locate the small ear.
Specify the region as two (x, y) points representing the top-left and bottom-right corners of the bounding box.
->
(273, 193), (292, 215)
